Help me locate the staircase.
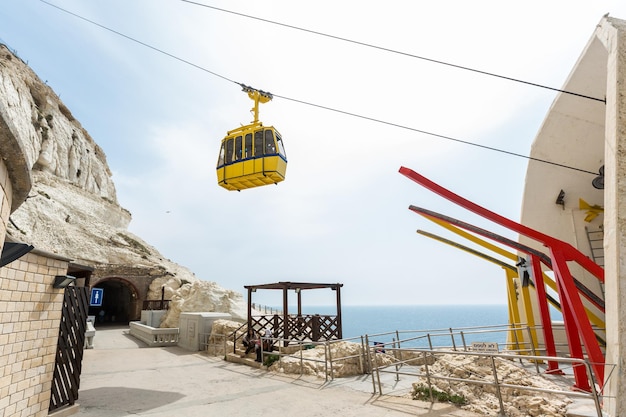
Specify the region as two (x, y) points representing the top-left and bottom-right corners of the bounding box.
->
(225, 345), (266, 369)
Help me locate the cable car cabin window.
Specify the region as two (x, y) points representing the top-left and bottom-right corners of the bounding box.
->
(245, 133), (252, 158)
(265, 130), (276, 155)
(276, 133), (287, 157)
(224, 138), (234, 164)
(235, 136), (243, 160)
(217, 142), (226, 166)
(254, 130), (264, 157)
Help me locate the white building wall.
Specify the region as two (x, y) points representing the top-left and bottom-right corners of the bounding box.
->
(518, 16), (626, 416)
(599, 16), (626, 417)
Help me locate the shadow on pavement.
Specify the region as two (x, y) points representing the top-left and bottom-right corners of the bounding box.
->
(78, 387), (184, 416)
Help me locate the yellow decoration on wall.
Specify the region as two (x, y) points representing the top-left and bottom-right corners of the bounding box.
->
(579, 198), (604, 222)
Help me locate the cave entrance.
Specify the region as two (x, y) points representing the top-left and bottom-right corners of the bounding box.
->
(89, 278), (139, 324)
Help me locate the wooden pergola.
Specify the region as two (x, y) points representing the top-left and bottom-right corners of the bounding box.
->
(244, 281), (344, 344)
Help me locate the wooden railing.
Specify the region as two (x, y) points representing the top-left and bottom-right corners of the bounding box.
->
(251, 314), (341, 343)
(50, 287), (89, 412)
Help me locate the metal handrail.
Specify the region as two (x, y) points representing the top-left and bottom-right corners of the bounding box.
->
(251, 303), (283, 315)
(212, 321), (608, 417)
(325, 336), (368, 378)
(370, 347), (608, 417)
(254, 336), (329, 378)
(229, 322), (248, 354)
(201, 331), (222, 356)
(363, 323), (587, 359)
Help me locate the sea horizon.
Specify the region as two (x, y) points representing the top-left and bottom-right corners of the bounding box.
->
(261, 304), (512, 347)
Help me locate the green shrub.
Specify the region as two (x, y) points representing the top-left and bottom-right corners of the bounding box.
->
(263, 354), (280, 367)
(412, 385), (466, 405)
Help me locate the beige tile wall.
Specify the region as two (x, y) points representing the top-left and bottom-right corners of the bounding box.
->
(0, 252), (69, 417)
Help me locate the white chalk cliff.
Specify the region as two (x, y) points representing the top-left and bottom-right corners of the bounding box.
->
(0, 44), (246, 326)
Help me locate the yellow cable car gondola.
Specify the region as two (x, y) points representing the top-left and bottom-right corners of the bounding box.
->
(216, 85), (287, 191)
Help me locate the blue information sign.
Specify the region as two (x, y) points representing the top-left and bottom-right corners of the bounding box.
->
(90, 288), (104, 306)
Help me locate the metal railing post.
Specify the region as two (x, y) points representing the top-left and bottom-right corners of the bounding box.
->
(300, 341), (304, 376)
(373, 344), (382, 395)
(327, 342), (332, 381)
(395, 330), (403, 362)
(527, 325), (540, 373)
(489, 355), (506, 417)
(365, 335), (377, 394)
(584, 360), (603, 417)
(392, 338), (400, 382)
(324, 345), (329, 382)
(423, 351), (434, 403)
(511, 323), (520, 354)
(449, 328), (457, 351)
(359, 335), (365, 374)
(527, 325), (538, 356)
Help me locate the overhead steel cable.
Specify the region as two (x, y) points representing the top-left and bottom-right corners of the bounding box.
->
(180, 0), (606, 104)
(40, 0), (237, 84)
(273, 94), (598, 175)
(38, 0), (599, 176)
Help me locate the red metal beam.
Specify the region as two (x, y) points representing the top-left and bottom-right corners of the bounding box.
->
(409, 206), (604, 312)
(399, 167), (604, 283)
(550, 247), (604, 387)
(529, 254), (561, 373)
(400, 166), (605, 390)
(411, 207), (562, 372)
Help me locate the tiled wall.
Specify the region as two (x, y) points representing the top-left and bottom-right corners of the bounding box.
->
(0, 252), (69, 417)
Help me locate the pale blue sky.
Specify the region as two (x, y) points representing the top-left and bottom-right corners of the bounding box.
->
(1, 1), (624, 306)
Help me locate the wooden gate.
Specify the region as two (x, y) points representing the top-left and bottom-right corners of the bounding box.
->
(49, 286), (89, 412)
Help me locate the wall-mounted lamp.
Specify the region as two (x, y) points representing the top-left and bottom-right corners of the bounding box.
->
(53, 275), (76, 289)
(592, 165), (604, 190)
(555, 189), (565, 208)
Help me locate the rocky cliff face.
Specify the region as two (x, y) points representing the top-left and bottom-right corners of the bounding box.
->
(0, 46), (116, 204)
(0, 44), (246, 325)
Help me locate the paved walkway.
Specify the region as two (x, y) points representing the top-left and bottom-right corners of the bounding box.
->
(75, 326), (480, 417)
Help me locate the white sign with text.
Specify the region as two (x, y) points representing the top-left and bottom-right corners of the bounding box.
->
(471, 342), (499, 353)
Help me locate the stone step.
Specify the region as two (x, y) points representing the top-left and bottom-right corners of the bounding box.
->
(225, 352), (265, 369)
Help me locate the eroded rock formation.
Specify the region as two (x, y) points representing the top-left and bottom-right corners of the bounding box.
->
(0, 44), (244, 327)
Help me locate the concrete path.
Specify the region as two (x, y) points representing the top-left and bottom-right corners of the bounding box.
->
(75, 326), (480, 417)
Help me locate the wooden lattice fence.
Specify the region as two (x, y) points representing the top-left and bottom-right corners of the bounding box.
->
(49, 286), (89, 412)
(251, 314), (340, 343)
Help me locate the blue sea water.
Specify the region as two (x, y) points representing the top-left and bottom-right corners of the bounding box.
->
(298, 304), (510, 347)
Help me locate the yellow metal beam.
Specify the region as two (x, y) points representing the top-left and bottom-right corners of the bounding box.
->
(416, 216), (605, 332)
(416, 229), (530, 350)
